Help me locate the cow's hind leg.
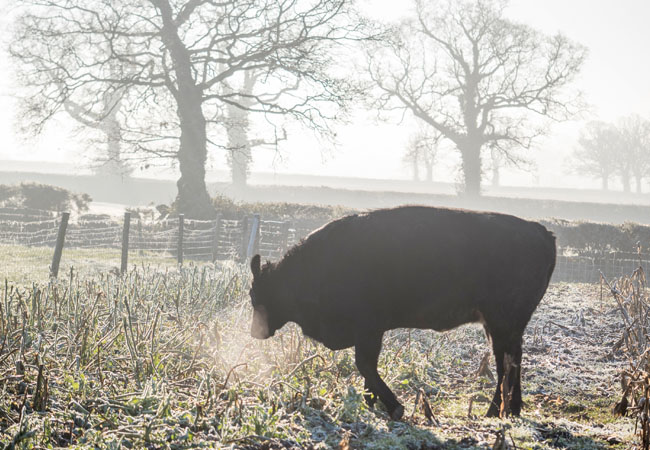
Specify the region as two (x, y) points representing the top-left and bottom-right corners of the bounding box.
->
(508, 339), (523, 416)
(355, 332), (403, 420)
(487, 333), (523, 417)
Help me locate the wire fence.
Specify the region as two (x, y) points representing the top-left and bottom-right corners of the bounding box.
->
(0, 206), (646, 284)
(0, 208), (318, 282)
(552, 254), (650, 283)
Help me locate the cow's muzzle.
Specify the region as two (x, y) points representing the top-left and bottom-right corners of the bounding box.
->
(251, 305), (271, 339)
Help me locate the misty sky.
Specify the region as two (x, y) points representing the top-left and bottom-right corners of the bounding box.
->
(1, 0), (649, 189)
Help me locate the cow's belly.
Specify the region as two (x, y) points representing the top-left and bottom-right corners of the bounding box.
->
(300, 321), (355, 351)
(389, 296), (484, 332)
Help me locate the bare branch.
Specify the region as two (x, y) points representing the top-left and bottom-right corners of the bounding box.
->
(367, 0), (586, 195)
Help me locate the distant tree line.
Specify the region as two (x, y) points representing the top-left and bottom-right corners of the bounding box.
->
(572, 115), (650, 193)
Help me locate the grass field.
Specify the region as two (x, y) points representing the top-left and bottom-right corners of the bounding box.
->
(0, 250), (635, 449)
(1, 244), (181, 285)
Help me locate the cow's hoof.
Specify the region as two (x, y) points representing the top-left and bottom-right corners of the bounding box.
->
(390, 405), (404, 421)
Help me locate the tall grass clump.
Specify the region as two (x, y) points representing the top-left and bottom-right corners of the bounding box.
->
(0, 259), (478, 448)
(3, 261), (433, 449)
(0, 262), (308, 448)
(607, 267), (650, 449)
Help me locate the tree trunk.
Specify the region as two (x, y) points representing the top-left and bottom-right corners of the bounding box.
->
(231, 147), (250, 190)
(412, 156), (420, 181)
(227, 101), (252, 192)
(425, 162), (433, 182)
(459, 144), (482, 197)
(156, 0), (214, 219)
(491, 165), (500, 187)
(621, 170), (631, 193)
(176, 90), (214, 218)
(601, 175), (609, 191)
(226, 71), (257, 192)
(635, 173), (643, 193)
(99, 109), (129, 177)
(490, 147), (500, 187)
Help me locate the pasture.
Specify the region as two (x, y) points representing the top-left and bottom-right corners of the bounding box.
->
(0, 251), (634, 449)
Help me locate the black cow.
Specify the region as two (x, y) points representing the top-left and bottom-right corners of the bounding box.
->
(249, 206), (556, 420)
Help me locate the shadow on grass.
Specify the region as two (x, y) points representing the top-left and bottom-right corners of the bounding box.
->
(230, 411), (624, 450)
(518, 417), (624, 450)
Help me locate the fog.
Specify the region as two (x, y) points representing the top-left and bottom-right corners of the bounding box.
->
(2, 4), (649, 449)
(1, 0), (650, 223)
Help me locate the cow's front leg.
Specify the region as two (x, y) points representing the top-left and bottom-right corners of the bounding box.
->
(355, 331), (404, 420)
(487, 333), (524, 417)
(363, 379), (378, 407)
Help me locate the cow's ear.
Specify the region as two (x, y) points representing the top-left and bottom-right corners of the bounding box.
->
(250, 254), (261, 278)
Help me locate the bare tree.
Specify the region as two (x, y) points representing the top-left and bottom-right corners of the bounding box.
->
(17, 58), (132, 177)
(223, 70), (287, 191)
(617, 114), (650, 193)
(368, 0), (586, 196)
(403, 137), (421, 181)
(403, 130), (441, 182)
(11, 0), (368, 217)
(572, 121), (621, 191)
(225, 72), (258, 191)
(64, 86), (132, 177)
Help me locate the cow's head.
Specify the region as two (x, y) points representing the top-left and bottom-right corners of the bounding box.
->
(249, 254), (287, 339)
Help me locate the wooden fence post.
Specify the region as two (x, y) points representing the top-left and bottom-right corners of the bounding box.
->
(246, 214), (261, 260)
(212, 213), (222, 262)
(50, 212), (70, 278)
(177, 214), (184, 266)
(280, 221), (290, 254)
(239, 216), (249, 261)
(120, 212), (131, 274)
(138, 219), (144, 256)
